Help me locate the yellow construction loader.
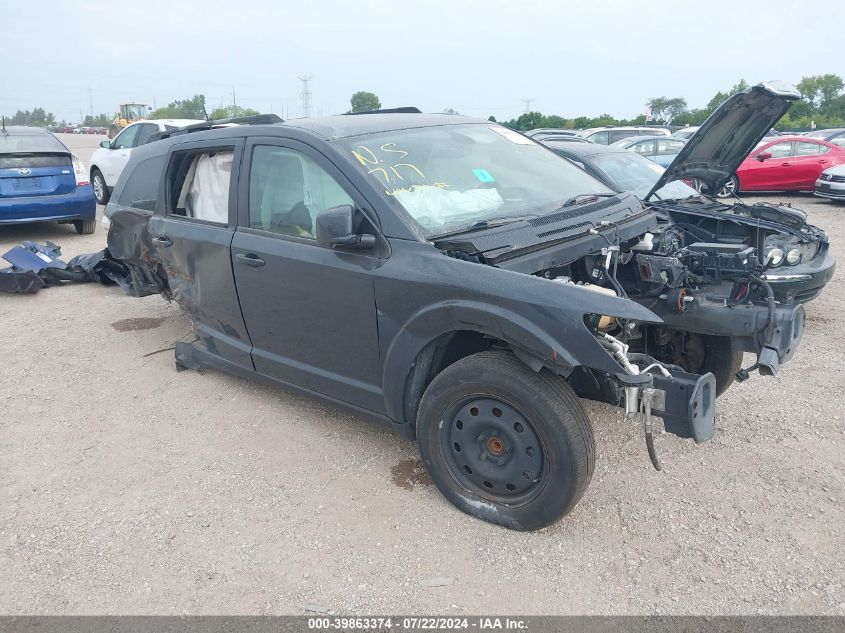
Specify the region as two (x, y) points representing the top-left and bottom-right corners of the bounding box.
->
(108, 103), (152, 138)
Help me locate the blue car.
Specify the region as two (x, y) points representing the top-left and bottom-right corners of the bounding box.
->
(0, 125), (97, 233)
(609, 135), (687, 167)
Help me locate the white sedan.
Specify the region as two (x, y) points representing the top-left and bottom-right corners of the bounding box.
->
(89, 119), (202, 205)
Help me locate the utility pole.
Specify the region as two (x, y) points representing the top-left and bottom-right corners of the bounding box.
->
(520, 98), (535, 114)
(232, 87), (237, 116)
(298, 75), (313, 118)
(88, 87), (94, 118)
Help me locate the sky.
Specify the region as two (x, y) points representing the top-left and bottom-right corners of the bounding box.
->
(2, 0), (842, 124)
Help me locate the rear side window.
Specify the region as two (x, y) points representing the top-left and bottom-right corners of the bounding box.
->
(609, 130), (637, 143)
(135, 124), (160, 147)
(117, 155), (166, 211)
(167, 148), (235, 224)
(794, 141), (821, 156)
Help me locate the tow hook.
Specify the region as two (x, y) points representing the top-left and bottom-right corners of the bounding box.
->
(641, 387), (662, 471)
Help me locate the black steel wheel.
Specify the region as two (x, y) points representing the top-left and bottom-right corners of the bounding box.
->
(416, 350), (594, 531)
(440, 397), (547, 504)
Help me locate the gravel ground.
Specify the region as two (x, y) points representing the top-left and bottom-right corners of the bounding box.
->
(0, 134), (842, 615)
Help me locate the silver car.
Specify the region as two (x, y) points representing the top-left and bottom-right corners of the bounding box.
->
(814, 163), (845, 202)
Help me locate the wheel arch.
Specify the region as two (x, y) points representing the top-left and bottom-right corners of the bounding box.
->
(381, 301), (581, 439)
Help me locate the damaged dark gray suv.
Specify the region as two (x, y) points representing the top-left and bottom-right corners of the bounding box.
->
(105, 93), (806, 530)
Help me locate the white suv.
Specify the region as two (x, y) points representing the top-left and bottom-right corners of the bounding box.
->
(89, 119), (202, 205)
(579, 126), (671, 145)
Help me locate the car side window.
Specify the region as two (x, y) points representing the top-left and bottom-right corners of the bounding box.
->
(116, 155), (166, 212)
(589, 131), (609, 144)
(794, 141), (821, 157)
(609, 130), (635, 144)
(135, 124), (159, 147)
(248, 145), (354, 239)
(113, 125), (140, 150)
(764, 142), (792, 159)
(657, 139), (684, 155)
(631, 140), (654, 155)
(167, 148), (235, 224)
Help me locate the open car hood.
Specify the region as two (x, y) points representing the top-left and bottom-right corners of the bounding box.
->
(645, 81), (800, 201)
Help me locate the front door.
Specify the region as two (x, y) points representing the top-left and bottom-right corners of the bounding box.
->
(741, 141), (793, 190)
(101, 124), (140, 185)
(231, 138), (384, 412)
(146, 137), (254, 370)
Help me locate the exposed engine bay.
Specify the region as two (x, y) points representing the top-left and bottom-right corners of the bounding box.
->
(433, 193), (807, 466)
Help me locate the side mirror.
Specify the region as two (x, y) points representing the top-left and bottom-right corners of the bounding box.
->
(100, 140), (111, 149)
(147, 106), (153, 111)
(316, 204), (375, 251)
(757, 151), (772, 162)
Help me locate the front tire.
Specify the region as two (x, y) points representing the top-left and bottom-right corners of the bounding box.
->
(652, 331), (741, 397)
(74, 219), (96, 235)
(416, 350), (595, 531)
(91, 168), (110, 205)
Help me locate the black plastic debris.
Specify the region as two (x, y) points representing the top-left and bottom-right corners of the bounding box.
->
(0, 241), (134, 294)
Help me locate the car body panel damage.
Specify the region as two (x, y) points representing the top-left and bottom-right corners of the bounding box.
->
(89, 102), (812, 528)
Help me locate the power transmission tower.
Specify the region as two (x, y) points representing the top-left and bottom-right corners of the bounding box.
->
(298, 75), (313, 118)
(520, 98), (536, 114)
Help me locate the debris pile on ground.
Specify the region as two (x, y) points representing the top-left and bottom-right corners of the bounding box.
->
(0, 241), (133, 294)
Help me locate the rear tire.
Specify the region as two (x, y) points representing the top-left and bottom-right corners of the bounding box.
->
(91, 168), (110, 205)
(416, 350), (595, 531)
(74, 219), (96, 235)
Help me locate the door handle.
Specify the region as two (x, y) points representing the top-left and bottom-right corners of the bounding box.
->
(780, 162), (791, 166)
(235, 253), (265, 267)
(152, 236), (172, 247)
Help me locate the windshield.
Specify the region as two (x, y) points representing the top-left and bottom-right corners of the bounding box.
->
(123, 104), (147, 119)
(336, 124), (613, 237)
(589, 151), (700, 200)
(0, 132), (67, 154)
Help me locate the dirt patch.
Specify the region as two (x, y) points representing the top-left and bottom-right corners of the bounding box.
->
(111, 317), (166, 332)
(391, 458), (433, 490)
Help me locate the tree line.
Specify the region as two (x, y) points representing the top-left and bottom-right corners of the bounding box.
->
(6, 76), (844, 131)
(498, 74), (845, 131)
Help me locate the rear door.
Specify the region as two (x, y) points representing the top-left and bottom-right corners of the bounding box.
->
(146, 137), (254, 370)
(230, 137), (384, 412)
(792, 140), (830, 188)
(741, 141), (793, 190)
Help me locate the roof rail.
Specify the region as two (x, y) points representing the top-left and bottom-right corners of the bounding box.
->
(150, 113), (283, 141)
(345, 107), (422, 116)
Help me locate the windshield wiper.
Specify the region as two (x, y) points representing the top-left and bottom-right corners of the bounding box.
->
(560, 193), (617, 208)
(429, 215), (536, 240)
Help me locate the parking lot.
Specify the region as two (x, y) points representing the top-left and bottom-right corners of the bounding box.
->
(1, 133), (843, 615)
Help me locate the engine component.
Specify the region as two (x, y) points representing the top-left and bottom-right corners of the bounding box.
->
(635, 253), (687, 287)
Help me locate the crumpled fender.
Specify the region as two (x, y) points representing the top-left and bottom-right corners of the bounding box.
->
(381, 285), (661, 425)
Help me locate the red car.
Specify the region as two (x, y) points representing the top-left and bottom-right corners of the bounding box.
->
(718, 136), (845, 196)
